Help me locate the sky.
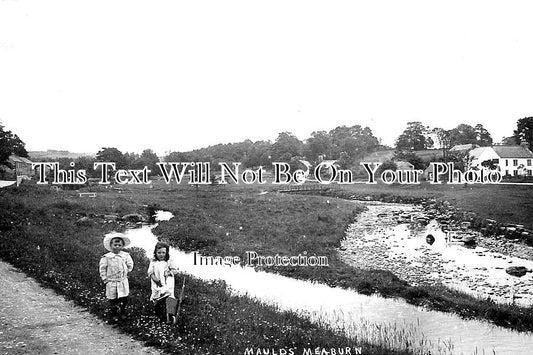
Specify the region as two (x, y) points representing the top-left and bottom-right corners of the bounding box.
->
(1, 0), (533, 156)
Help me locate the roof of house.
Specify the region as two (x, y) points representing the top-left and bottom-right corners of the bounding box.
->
(469, 147), (491, 159)
(396, 161), (415, 169)
(9, 155), (33, 164)
(492, 146), (533, 159)
(450, 143), (478, 152)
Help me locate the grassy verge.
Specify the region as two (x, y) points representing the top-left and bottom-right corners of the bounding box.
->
(0, 183), (410, 355)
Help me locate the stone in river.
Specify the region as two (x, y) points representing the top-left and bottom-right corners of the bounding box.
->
(505, 266), (530, 277)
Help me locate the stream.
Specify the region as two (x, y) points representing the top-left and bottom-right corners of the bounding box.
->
(114, 208), (533, 355)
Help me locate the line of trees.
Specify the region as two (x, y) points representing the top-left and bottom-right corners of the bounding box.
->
(164, 125), (381, 170)
(1, 117), (532, 178)
(392, 121), (496, 171)
(20, 124), (380, 177)
(395, 121), (494, 151)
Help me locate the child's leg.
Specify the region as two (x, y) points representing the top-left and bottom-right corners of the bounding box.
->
(108, 298), (120, 323)
(118, 297), (129, 320)
(153, 298), (166, 321)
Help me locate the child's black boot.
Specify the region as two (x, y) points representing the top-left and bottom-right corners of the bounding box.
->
(118, 297), (128, 322)
(107, 299), (120, 325)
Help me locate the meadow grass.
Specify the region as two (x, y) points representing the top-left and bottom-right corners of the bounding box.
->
(0, 183), (411, 355)
(329, 181), (533, 230)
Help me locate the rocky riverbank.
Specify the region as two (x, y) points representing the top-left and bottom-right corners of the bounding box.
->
(339, 201), (533, 305)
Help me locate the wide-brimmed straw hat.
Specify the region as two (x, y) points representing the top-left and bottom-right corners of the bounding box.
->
(103, 232), (131, 252)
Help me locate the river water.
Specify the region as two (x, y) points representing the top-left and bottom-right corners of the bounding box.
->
(116, 209), (533, 355)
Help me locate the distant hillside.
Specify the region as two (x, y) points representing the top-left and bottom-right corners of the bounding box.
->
(29, 150), (95, 160)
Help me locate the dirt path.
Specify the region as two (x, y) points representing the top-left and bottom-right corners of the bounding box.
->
(0, 260), (163, 355)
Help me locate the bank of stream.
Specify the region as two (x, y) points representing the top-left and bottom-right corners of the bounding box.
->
(340, 201), (533, 306)
(116, 210), (533, 355)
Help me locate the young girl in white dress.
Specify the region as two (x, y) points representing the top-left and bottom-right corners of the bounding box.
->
(147, 242), (178, 302)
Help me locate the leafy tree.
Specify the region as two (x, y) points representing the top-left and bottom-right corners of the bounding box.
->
(271, 132), (303, 161)
(167, 139), (273, 168)
(306, 131), (333, 162)
(124, 152), (140, 168)
(328, 125), (379, 165)
(95, 147), (126, 169)
(165, 151), (198, 162)
(337, 151), (351, 169)
(396, 122), (433, 150)
(446, 123), (493, 147)
(243, 140), (271, 168)
(132, 149), (160, 174)
(448, 124), (478, 146)
(0, 123), (28, 169)
(474, 124), (493, 146)
(74, 156), (97, 177)
(513, 117), (533, 148)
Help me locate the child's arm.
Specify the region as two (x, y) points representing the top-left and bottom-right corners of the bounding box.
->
(165, 259), (178, 277)
(150, 274), (163, 287)
(99, 256), (108, 283)
(147, 261), (163, 287)
(125, 253), (134, 272)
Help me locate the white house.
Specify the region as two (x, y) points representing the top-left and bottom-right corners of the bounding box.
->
(469, 147), (500, 167)
(469, 144), (533, 176)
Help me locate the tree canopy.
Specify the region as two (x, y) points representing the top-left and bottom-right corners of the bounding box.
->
(396, 122), (433, 150)
(271, 132), (304, 162)
(131, 149), (160, 174)
(513, 117), (533, 148)
(0, 123), (28, 169)
(162, 124), (380, 170)
(328, 125), (379, 164)
(447, 123), (492, 147)
(95, 147), (127, 169)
